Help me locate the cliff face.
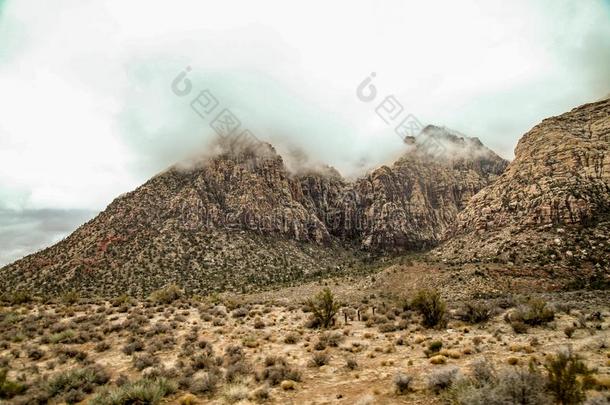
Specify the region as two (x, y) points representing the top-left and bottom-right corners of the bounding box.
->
(436, 98), (610, 270)
(349, 130), (507, 251)
(298, 126), (508, 252)
(0, 128), (507, 296)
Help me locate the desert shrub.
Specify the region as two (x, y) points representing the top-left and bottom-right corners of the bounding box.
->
(0, 368), (27, 399)
(495, 367), (550, 405)
(449, 364), (550, 405)
(149, 284), (183, 305)
(428, 366), (459, 393)
(564, 326), (576, 338)
(222, 382), (249, 403)
(447, 378), (498, 405)
(510, 320), (529, 334)
(188, 372), (218, 395)
(319, 331), (344, 348)
(411, 289), (447, 328)
(524, 299), (555, 325)
(427, 340), (443, 355)
(231, 307), (248, 318)
(90, 377), (177, 405)
(397, 295), (412, 312)
(346, 357), (358, 370)
(397, 319), (409, 330)
(189, 352), (215, 371)
(457, 301), (493, 324)
(111, 294), (133, 307)
(26, 346), (45, 361)
(306, 288), (340, 329)
(314, 338), (327, 351)
(257, 356), (301, 386)
(223, 346), (252, 382)
(1, 290), (33, 305)
(545, 348), (592, 405)
(309, 352), (330, 367)
(122, 339), (144, 355)
(253, 317), (265, 329)
(47, 329), (77, 344)
(249, 385), (270, 401)
(510, 299), (555, 327)
(284, 332), (300, 344)
(225, 361), (252, 383)
(223, 345), (245, 365)
(46, 365), (110, 402)
(470, 358), (496, 386)
(94, 342), (111, 352)
(379, 322), (397, 333)
(394, 372), (413, 394)
(61, 291), (81, 305)
(55, 346), (88, 362)
(133, 354), (157, 371)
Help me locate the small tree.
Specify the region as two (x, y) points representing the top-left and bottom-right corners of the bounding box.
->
(411, 289), (447, 328)
(306, 288), (340, 328)
(545, 347), (591, 405)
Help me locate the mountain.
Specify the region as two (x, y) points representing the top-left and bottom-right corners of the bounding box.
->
(0, 127), (507, 297)
(339, 126), (508, 251)
(435, 98), (610, 274)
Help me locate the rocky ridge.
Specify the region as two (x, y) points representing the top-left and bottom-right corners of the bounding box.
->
(435, 98), (610, 276)
(0, 129), (507, 296)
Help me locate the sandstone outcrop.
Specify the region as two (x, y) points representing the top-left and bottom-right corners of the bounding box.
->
(0, 127), (506, 296)
(436, 98), (610, 273)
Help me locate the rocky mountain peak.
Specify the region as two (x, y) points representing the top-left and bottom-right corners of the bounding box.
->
(0, 123), (509, 296)
(436, 98), (610, 270)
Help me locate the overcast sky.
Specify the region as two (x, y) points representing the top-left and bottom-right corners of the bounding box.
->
(0, 0), (609, 266)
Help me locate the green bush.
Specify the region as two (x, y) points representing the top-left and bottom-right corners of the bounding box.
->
(306, 288), (340, 329)
(411, 289), (447, 328)
(0, 368), (27, 399)
(90, 377), (177, 405)
(425, 340), (443, 357)
(149, 284), (183, 305)
(545, 348), (591, 405)
(46, 366), (110, 398)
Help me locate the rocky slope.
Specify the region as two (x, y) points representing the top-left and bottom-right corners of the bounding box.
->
(435, 98), (610, 276)
(0, 129), (506, 297)
(345, 126), (507, 251)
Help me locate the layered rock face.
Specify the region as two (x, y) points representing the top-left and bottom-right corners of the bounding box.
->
(436, 98), (610, 270)
(345, 127), (507, 251)
(0, 128), (507, 296)
(0, 143), (354, 296)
